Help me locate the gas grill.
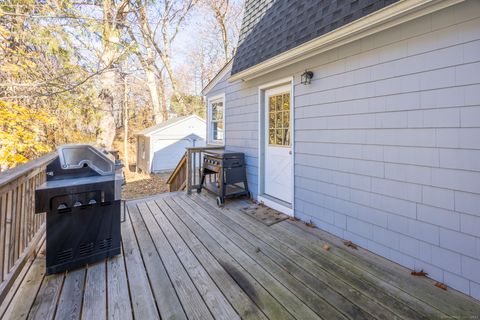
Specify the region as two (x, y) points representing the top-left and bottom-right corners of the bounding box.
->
(35, 145), (123, 275)
(198, 150), (249, 206)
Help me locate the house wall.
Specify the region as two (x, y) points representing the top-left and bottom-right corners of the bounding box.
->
(206, 0), (480, 299)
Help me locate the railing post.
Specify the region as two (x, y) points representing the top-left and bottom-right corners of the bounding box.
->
(186, 149), (192, 194)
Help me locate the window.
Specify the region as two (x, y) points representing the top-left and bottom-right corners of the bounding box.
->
(208, 94), (225, 144)
(268, 92), (290, 146)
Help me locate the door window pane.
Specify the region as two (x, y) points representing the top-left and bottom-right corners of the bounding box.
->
(267, 92), (291, 147)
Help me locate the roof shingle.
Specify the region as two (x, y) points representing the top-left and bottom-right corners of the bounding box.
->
(232, 0), (399, 75)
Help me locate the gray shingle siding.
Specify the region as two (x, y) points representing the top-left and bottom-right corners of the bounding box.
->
(232, 0), (400, 74)
(207, 1), (480, 300)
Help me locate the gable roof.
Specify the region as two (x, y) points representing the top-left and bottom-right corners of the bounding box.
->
(135, 115), (205, 136)
(231, 0), (399, 75)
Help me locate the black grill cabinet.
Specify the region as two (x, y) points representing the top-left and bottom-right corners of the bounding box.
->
(199, 150), (249, 206)
(35, 145), (123, 275)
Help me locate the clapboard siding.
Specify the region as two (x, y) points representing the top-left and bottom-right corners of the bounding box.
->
(206, 0), (480, 299)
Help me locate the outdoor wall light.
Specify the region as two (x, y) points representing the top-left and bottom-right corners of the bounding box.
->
(301, 70), (314, 85)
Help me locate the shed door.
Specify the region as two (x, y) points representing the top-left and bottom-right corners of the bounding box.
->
(264, 85), (292, 203)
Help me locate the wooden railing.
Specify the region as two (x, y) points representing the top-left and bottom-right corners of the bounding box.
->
(167, 146), (224, 193)
(185, 146), (224, 194)
(167, 152), (187, 192)
(0, 152), (56, 305)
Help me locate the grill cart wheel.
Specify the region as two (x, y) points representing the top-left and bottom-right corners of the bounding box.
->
(196, 188), (202, 194)
(216, 196), (224, 207)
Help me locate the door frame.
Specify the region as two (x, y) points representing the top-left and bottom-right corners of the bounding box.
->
(257, 77), (295, 216)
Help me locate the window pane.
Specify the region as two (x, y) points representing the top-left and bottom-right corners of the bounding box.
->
(283, 110), (290, 128)
(269, 129), (275, 144)
(276, 111), (283, 128)
(212, 101), (223, 121)
(269, 96), (275, 112)
(282, 93), (290, 111)
(276, 129), (283, 145)
(275, 95), (282, 111)
(284, 128), (290, 146)
(269, 112), (275, 130)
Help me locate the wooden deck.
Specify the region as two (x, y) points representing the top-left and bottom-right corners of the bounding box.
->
(1, 192), (480, 319)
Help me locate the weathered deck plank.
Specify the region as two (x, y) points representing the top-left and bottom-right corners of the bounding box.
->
(181, 195), (347, 320)
(163, 196), (295, 320)
(82, 261), (107, 320)
(127, 203), (187, 320)
(188, 195), (391, 320)
(157, 198), (268, 320)
(1, 192), (480, 320)
(136, 201), (214, 320)
(280, 219), (480, 317)
(107, 247), (132, 320)
(27, 273), (63, 320)
(2, 243), (46, 320)
(121, 206), (159, 320)
(54, 269), (85, 320)
(193, 193), (446, 319)
(144, 200), (240, 320)
(172, 196), (320, 320)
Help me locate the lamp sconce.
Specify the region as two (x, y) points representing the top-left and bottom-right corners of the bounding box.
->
(300, 70), (314, 85)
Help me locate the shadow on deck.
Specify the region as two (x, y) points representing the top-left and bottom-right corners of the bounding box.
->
(1, 192), (480, 319)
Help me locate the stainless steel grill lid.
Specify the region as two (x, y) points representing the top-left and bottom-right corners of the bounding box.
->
(57, 144), (115, 175)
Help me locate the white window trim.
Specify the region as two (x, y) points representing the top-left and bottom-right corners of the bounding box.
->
(207, 93), (226, 146)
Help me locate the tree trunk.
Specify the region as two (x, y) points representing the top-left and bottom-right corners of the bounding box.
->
(123, 74), (129, 171)
(97, 0), (123, 149)
(145, 49), (163, 124)
(98, 66), (117, 149)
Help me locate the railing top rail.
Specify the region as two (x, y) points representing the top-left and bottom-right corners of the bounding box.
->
(0, 152), (57, 190)
(186, 146), (224, 151)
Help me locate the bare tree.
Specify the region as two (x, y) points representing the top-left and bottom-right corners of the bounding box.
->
(202, 0), (243, 62)
(97, 0), (130, 148)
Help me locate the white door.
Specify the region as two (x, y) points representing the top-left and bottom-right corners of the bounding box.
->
(264, 85), (292, 203)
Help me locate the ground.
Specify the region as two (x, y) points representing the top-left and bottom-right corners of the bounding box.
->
(112, 138), (172, 200)
(122, 168), (171, 199)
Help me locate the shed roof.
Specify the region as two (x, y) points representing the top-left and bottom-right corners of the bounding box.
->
(135, 115), (205, 136)
(231, 0), (399, 75)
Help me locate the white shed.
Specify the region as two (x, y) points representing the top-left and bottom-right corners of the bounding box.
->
(135, 115), (206, 173)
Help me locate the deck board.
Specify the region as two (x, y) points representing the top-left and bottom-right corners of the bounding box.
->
(1, 192), (480, 320)
(192, 194), (440, 319)
(54, 269), (84, 320)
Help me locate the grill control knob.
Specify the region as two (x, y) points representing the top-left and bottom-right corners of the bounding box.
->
(57, 203), (68, 210)
(73, 201), (83, 207)
(88, 199), (97, 205)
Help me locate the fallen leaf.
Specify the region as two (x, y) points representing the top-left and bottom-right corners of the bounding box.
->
(288, 216), (299, 221)
(435, 282), (447, 290)
(411, 270), (428, 277)
(343, 240), (358, 250)
(323, 243), (331, 251)
(255, 247), (261, 253)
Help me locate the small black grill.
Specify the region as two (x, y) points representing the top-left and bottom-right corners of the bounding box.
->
(35, 145), (123, 275)
(199, 150), (249, 206)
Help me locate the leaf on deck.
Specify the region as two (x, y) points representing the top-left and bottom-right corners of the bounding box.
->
(434, 282), (448, 290)
(343, 240), (358, 250)
(411, 270), (428, 277)
(323, 243), (331, 251)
